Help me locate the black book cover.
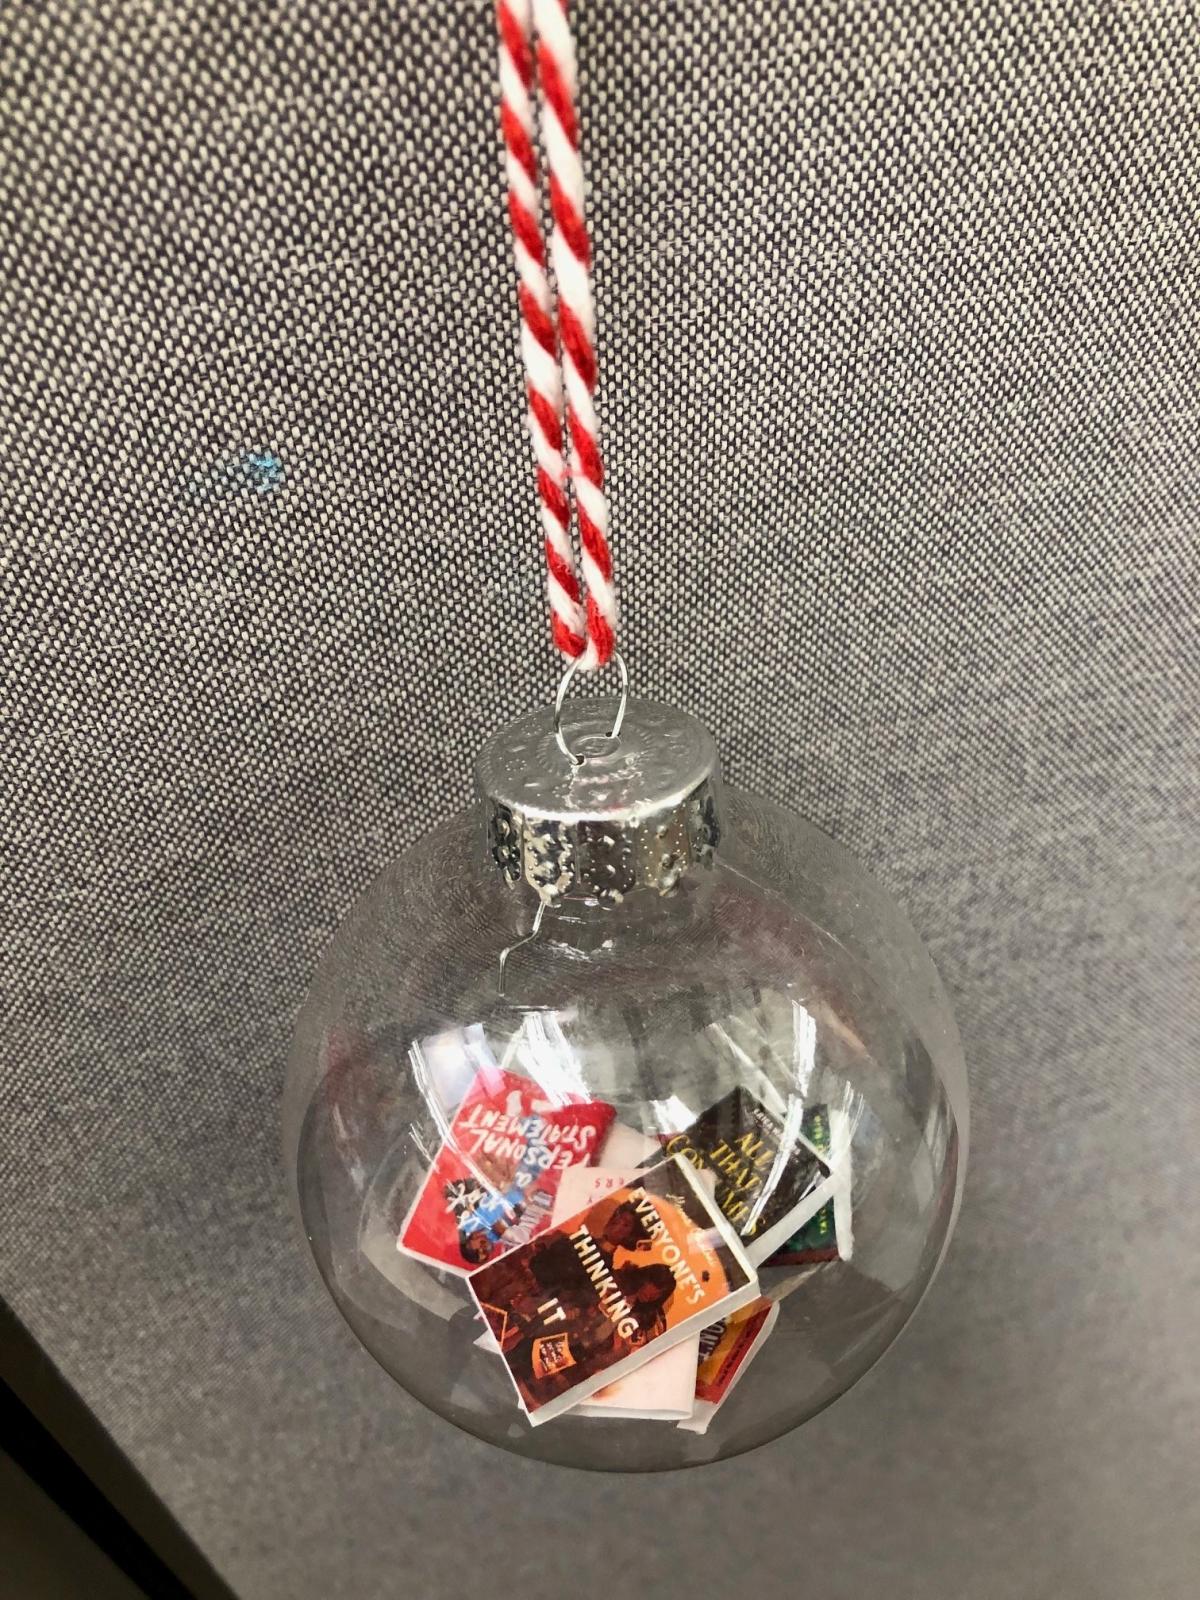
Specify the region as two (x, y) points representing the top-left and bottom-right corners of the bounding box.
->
(657, 1085), (834, 1264)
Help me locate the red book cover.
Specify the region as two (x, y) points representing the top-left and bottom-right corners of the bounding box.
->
(397, 1065), (615, 1276)
(677, 1296), (779, 1434)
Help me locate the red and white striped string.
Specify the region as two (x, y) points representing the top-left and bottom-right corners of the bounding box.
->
(497, 0), (616, 670)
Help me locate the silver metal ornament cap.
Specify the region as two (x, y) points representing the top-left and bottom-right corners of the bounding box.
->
(476, 695), (722, 904)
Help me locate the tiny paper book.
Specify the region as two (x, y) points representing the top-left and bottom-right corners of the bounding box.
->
(551, 1165), (698, 1421)
(397, 1063), (614, 1276)
(829, 1104), (855, 1261)
(766, 1102), (855, 1265)
(469, 1156), (759, 1425)
(677, 1297), (779, 1435)
(764, 1103), (845, 1265)
(596, 1120), (661, 1168)
(410, 1024), (497, 1119)
(654, 1085), (838, 1265)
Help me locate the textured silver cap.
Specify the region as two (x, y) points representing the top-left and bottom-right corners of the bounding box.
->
(476, 697), (722, 903)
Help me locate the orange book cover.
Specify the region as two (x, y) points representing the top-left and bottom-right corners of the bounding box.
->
(470, 1156), (758, 1425)
(550, 1165), (700, 1420)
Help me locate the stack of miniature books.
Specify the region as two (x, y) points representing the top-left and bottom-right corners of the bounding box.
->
(397, 1037), (853, 1431)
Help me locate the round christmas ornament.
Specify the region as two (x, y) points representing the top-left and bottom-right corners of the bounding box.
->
(283, 0), (967, 1472)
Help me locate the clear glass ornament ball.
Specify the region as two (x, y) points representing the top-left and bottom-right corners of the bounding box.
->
(283, 697), (967, 1472)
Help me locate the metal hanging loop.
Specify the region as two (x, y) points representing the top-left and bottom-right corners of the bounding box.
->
(553, 650), (629, 766)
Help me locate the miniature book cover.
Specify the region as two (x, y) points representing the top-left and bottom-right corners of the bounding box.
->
(766, 1104), (840, 1265)
(656, 1085), (837, 1264)
(828, 1104), (855, 1262)
(677, 1296), (779, 1435)
(550, 1166), (699, 1421)
(596, 1120), (661, 1167)
(469, 1156), (758, 1425)
(397, 1064), (615, 1276)
(768, 1199), (839, 1265)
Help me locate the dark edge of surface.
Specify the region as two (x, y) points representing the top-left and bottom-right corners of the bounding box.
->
(1, 1297), (239, 1600)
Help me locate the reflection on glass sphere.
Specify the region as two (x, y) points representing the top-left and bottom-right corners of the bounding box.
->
(284, 709), (967, 1472)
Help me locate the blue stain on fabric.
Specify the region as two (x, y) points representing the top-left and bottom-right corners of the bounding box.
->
(186, 451), (286, 502)
(236, 451), (285, 493)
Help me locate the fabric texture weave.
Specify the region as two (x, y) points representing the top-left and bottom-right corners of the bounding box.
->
(2, 3), (1197, 1597)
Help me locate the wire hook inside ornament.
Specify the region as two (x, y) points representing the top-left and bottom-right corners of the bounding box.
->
(553, 650), (629, 766)
(497, 898), (546, 999)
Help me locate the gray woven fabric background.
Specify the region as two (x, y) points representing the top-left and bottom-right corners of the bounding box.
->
(3, 2), (1198, 1596)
